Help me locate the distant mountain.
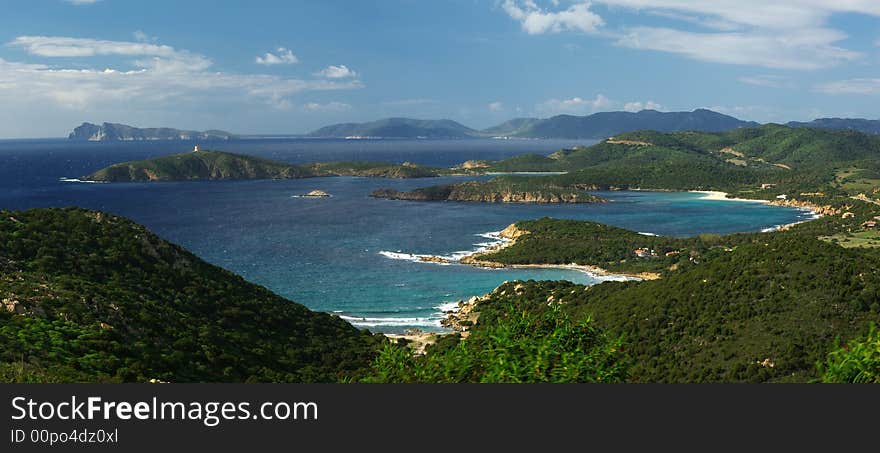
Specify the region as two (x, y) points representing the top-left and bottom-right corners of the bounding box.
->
(68, 122), (236, 141)
(483, 109), (759, 139)
(786, 118), (880, 135)
(482, 118), (541, 136)
(306, 118), (478, 138)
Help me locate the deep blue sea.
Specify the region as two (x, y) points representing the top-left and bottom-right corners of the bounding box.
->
(0, 138), (813, 333)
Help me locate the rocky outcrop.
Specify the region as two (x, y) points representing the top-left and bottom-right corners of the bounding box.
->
(769, 198), (839, 216)
(440, 294), (488, 333)
(457, 160), (491, 169)
(418, 256), (450, 264)
(302, 190), (330, 198)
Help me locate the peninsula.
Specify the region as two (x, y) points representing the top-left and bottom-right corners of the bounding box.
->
(83, 148), (443, 182)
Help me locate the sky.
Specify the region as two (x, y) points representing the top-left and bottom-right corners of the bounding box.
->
(2, 0), (880, 137)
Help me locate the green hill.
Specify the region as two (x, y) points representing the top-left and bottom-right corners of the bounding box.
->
(0, 208), (380, 383)
(83, 150), (441, 182)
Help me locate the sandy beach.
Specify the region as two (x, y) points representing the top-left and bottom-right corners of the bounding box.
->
(689, 190), (771, 203)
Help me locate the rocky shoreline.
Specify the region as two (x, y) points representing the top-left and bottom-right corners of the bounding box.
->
(371, 183), (605, 204)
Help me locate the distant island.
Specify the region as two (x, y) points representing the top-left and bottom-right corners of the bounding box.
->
(69, 122), (237, 141)
(82, 148), (444, 182)
(306, 118), (478, 139)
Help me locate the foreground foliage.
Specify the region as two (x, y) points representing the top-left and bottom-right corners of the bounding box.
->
(367, 305), (628, 383)
(822, 324), (880, 383)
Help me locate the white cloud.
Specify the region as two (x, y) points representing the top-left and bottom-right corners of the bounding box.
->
(0, 36), (362, 113)
(738, 75), (793, 88)
(594, 1), (880, 30)
(501, 1), (880, 70)
(502, 1), (603, 34)
(255, 47), (299, 65)
(64, 0), (101, 5)
(623, 100), (661, 112)
(815, 79), (880, 95)
(615, 26), (858, 70)
(488, 101), (504, 112)
(536, 94), (612, 115)
(314, 64), (357, 79)
(11, 35), (184, 59)
(304, 101), (352, 112)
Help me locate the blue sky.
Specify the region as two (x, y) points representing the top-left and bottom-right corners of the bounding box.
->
(2, 0), (880, 137)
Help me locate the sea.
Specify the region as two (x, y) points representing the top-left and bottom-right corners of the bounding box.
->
(0, 138), (815, 333)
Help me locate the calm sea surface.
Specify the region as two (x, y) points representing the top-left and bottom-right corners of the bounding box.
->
(0, 138), (812, 332)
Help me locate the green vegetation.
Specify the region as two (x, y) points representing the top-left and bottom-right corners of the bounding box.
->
(821, 324), (880, 383)
(84, 150), (441, 182)
(0, 208), (381, 383)
(820, 230), (880, 248)
(462, 232), (880, 382)
(366, 305), (628, 383)
(478, 218), (698, 274)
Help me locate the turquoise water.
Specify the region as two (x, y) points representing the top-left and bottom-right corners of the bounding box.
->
(0, 139), (813, 333)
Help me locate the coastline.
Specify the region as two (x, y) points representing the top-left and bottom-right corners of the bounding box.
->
(378, 189), (825, 343)
(689, 190), (825, 231)
(457, 223), (658, 281)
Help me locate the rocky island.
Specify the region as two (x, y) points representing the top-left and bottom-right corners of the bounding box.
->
(69, 122), (236, 141)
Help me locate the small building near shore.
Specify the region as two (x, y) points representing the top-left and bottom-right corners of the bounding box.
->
(863, 221), (878, 228)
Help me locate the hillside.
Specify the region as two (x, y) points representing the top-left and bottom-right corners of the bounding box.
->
(83, 150), (441, 182)
(472, 234), (880, 382)
(0, 208), (381, 383)
(484, 109), (758, 139)
(307, 118), (477, 138)
(69, 122), (236, 141)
